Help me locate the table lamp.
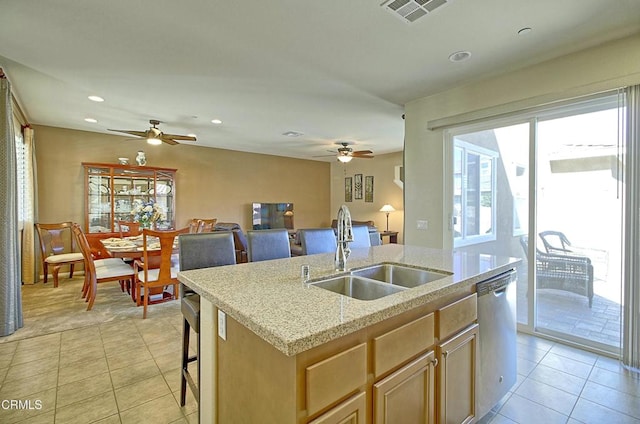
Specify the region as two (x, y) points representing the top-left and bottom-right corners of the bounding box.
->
(379, 204), (396, 232)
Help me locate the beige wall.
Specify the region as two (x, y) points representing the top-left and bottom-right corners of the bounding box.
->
(404, 33), (640, 248)
(34, 125), (331, 230)
(330, 151), (404, 243)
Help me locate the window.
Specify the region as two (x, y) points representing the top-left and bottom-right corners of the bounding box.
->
(14, 121), (27, 228)
(453, 140), (497, 246)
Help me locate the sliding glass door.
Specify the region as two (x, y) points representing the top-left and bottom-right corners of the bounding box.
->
(535, 101), (623, 351)
(448, 92), (624, 354)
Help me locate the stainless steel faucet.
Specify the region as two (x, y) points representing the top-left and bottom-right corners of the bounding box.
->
(335, 205), (354, 271)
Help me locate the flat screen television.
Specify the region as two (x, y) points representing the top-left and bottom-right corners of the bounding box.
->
(252, 203), (294, 230)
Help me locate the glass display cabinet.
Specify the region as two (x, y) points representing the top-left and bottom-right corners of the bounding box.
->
(83, 162), (177, 233)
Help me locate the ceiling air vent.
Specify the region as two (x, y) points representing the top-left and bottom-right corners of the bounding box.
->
(381, 0), (452, 23)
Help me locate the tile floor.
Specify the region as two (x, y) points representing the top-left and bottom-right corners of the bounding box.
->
(483, 332), (640, 424)
(1, 277), (639, 423)
(0, 278), (198, 424)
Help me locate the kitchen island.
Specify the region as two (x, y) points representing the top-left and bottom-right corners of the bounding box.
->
(178, 244), (520, 424)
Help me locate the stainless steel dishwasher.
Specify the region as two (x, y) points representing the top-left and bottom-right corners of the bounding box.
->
(476, 269), (517, 420)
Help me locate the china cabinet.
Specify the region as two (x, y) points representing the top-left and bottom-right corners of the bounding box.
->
(83, 162), (176, 233)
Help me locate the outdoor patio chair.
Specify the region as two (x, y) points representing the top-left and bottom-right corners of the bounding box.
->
(520, 236), (594, 307)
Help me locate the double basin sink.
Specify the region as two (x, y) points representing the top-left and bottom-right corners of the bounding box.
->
(309, 263), (451, 301)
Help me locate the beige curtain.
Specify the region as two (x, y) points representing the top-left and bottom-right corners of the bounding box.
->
(21, 126), (37, 284)
(0, 70), (23, 335)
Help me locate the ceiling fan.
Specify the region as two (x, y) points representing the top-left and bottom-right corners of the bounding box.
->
(316, 141), (374, 163)
(108, 119), (196, 145)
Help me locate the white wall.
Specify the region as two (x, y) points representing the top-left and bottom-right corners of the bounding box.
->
(404, 33), (640, 248)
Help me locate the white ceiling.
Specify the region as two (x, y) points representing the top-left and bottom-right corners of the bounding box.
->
(1, 0), (639, 161)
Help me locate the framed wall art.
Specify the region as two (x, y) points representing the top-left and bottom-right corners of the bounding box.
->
(365, 175), (374, 202)
(354, 174), (363, 200)
(345, 177), (353, 202)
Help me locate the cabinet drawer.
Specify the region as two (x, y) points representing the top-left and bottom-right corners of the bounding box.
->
(308, 392), (366, 424)
(373, 313), (435, 377)
(436, 293), (477, 340)
(306, 343), (367, 415)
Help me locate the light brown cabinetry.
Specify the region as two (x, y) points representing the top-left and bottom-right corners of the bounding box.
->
(214, 292), (478, 424)
(306, 343), (367, 416)
(373, 350), (437, 424)
(308, 392), (367, 424)
(83, 162), (176, 233)
(437, 324), (478, 424)
(435, 293), (479, 424)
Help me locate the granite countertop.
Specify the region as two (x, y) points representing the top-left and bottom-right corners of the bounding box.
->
(178, 244), (520, 356)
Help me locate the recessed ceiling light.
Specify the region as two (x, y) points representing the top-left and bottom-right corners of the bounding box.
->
(211, 119), (223, 125)
(448, 51), (472, 63)
(282, 131), (304, 137)
(88, 95), (104, 102)
(518, 27), (532, 36)
(84, 117), (98, 123)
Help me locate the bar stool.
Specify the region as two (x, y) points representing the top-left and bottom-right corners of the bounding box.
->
(246, 228), (291, 262)
(178, 232), (237, 406)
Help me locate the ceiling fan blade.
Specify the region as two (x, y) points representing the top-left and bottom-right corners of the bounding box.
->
(108, 129), (147, 138)
(162, 133), (197, 141)
(352, 150), (373, 155)
(313, 154), (337, 158)
(159, 137), (180, 145)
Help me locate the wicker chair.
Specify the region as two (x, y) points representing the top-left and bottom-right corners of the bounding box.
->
(520, 236), (594, 308)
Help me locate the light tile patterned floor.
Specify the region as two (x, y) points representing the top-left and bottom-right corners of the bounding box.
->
(0, 277), (197, 424)
(482, 333), (640, 424)
(1, 277), (640, 423)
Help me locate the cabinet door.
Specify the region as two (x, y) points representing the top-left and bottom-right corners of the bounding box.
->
(437, 324), (478, 424)
(373, 350), (436, 424)
(308, 392), (366, 424)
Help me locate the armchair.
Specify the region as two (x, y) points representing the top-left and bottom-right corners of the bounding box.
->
(520, 236), (594, 307)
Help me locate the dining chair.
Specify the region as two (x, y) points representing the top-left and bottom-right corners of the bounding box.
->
(299, 228), (337, 255)
(177, 232), (236, 406)
(134, 228), (188, 318)
(246, 229), (291, 262)
(116, 220), (141, 238)
(71, 224), (135, 310)
(35, 222), (85, 287)
(350, 225), (373, 249)
(188, 218), (217, 233)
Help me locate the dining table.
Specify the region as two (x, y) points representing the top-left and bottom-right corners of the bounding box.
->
(100, 235), (179, 302)
(99, 235), (177, 259)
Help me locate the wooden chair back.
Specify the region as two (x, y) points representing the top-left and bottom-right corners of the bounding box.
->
(136, 227), (189, 318)
(35, 221), (84, 286)
(117, 221), (141, 238)
(35, 221), (76, 258)
(72, 223), (135, 310)
(188, 218), (217, 233)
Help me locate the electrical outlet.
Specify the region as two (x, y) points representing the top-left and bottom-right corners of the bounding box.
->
(417, 220), (429, 230)
(217, 310), (227, 340)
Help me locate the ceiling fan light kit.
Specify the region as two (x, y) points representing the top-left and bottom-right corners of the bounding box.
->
(109, 119), (196, 146)
(314, 141), (375, 162)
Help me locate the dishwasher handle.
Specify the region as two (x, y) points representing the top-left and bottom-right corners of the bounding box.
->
(476, 270), (515, 297)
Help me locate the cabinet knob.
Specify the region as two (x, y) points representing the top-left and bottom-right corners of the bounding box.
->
(431, 358), (439, 367)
